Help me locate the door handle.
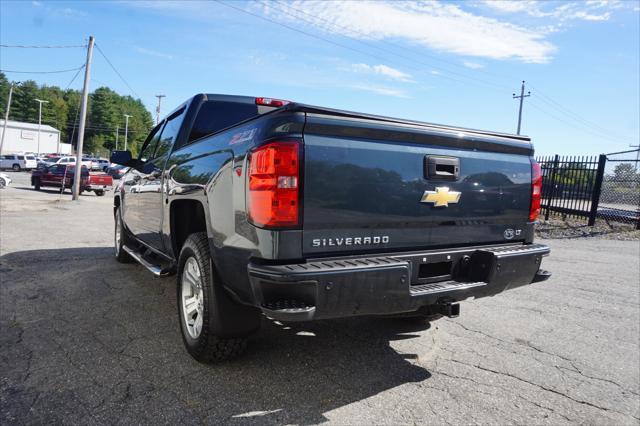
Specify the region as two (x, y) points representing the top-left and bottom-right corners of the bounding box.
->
(425, 155), (460, 181)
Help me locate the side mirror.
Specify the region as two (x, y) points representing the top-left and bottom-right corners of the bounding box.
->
(110, 150), (134, 167)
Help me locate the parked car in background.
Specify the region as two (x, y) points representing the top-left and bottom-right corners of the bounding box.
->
(106, 164), (127, 179)
(0, 172), (11, 188)
(31, 164), (87, 192)
(31, 164), (113, 196)
(0, 154), (38, 171)
(86, 171), (113, 196)
(95, 159), (110, 171)
(54, 156), (93, 168)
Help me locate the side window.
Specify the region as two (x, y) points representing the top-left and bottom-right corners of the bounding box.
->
(17, 155), (25, 160)
(138, 124), (164, 163)
(187, 101), (258, 144)
(153, 108), (185, 161)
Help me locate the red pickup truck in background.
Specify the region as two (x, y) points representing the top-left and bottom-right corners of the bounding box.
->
(31, 164), (113, 196)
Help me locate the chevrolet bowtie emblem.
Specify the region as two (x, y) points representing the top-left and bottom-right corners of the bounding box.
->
(420, 187), (461, 207)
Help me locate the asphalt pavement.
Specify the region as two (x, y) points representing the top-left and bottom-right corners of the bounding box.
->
(1, 170), (639, 425)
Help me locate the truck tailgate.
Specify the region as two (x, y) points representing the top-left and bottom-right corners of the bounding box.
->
(88, 173), (113, 186)
(302, 114), (533, 255)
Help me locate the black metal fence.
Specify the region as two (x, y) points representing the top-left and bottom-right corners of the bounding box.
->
(536, 149), (640, 229)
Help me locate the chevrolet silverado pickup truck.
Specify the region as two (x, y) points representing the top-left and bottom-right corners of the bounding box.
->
(31, 164), (113, 195)
(110, 94), (551, 363)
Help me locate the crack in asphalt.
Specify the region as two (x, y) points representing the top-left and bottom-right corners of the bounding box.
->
(447, 358), (639, 421)
(447, 320), (640, 399)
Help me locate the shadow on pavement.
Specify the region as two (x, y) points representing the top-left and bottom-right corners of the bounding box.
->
(10, 186), (100, 196)
(0, 247), (433, 424)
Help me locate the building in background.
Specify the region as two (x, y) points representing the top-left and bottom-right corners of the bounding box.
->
(0, 120), (72, 154)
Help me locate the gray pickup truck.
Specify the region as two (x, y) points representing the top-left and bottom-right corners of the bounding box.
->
(110, 94), (551, 363)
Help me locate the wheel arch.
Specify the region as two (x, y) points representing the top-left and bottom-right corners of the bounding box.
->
(113, 194), (121, 215)
(170, 198), (208, 258)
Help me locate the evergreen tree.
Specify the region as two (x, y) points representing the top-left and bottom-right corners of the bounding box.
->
(0, 73), (153, 156)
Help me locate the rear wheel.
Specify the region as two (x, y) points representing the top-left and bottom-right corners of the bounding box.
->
(12, 164), (20, 172)
(177, 232), (252, 363)
(95, 190), (105, 196)
(114, 206), (133, 263)
(0, 178), (6, 189)
(33, 177), (41, 191)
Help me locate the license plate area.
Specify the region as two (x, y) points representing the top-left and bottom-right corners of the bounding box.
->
(408, 253), (460, 285)
(417, 261), (452, 283)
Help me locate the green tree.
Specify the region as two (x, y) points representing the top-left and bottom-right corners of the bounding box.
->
(612, 163), (638, 186)
(0, 73), (10, 116)
(10, 80), (40, 123)
(0, 74), (153, 156)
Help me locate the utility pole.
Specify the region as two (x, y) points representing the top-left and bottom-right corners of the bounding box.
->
(0, 82), (16, 156)
(155, 94), (165, 124)
(631, 144), (640, 172)
(115, 125), (119, 151)
(123, 114), (131, 151)
(34, 98), (49, 155)
(72, 35), (94, 201)
(512, 80), (531, 135)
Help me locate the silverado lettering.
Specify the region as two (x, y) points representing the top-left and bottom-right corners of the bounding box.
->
(110, 94), (551, 363)
(311, 236), (390, 247)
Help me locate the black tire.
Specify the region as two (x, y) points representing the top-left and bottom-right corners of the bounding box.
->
(95, 190), (105, 196)
(177, 232), (251, 363)
(0, 178), (6, 189)
(33, 177), (41, 191)
(12, 164), (20, 172)
(114, 206), (134, 263)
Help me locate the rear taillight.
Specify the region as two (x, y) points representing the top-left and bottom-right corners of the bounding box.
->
(247, 141), (300, 228)
(255, 97), (290, 107)
(530, 160), (542, 221)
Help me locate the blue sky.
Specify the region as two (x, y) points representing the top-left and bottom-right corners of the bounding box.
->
(1, 0), (638, 155)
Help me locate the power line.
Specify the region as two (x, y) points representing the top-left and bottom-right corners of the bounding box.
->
(219, 1), (512, 90)
(64, 65), (86, 90)
(527, 100), (632, 145)
(528, 84), (635, 143)
(94, 44), (142, 99)
(225, 2), (637, 146)
(0, 44), (86, 49)
(217, 1), (493, 89)
(0, 65), (85, 74)
(260, 0), (513, 91)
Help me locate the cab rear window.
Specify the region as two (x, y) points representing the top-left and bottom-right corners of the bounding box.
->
(188, 101), (259, 143)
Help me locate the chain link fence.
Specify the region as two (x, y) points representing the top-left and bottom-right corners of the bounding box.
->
(599, 149), (640, 228)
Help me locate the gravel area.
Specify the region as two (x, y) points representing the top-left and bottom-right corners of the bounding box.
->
(536, 218), (640, 240)
(1, 171), (639, 425)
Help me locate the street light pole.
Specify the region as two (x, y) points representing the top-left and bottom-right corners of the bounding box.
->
(123, 114), (131, 151)
(155, 94), (165, 125)
(0, 82), (17, 156)
(34, 98), (49, 155)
